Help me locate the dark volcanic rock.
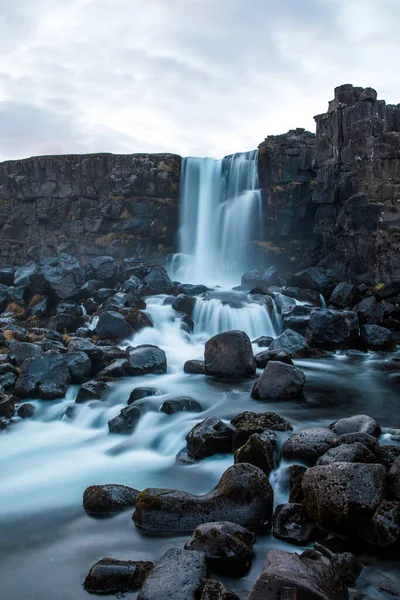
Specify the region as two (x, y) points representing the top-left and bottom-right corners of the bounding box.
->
(172, 294), (195, 316)
(288, 465), (307, 503)
(96, 311), (134, 341)
(8, 342), (43, 366)
(317, 442), (377, 465)
(83, 484), (139, 517)
(329, 282), (356, 308)
(251, 361), (305, 400)
(184, 521), (255, 573)
(204, 330), (256, 379)
(282, 427), (337, 465)
(17, 403), (35, 418)
(89, 256), (119, 285)
(184, 359), (205, 374)
(360, 324), (395, 350)
(272, 503), (317, 544)
(388, 458), (400, 500)
(14, 352), (70, 400)
(199, 579), (240, 600)
(64, 351), (91, 383)
(267, 328), (310, 358)
(234, 432), (275, 476)
(0, 394), (15, 418)
(128, 387), (162, 404)
(119, 307), (153, 331)
(137, 548), (206, 600)
(75, 380), (109, 403)
(128, 344), (167, 375)
(108, 404), (144, 434)
(186, 417), (233, 459)
(330, 414), (381, 438)
(133, 463), (274, 532)
(241, 267), (279, 289)
(354, 296), (384, 325)
(252, 335), (274, 347)
(97, 358), (132, 378)
(56, 301), (84, 333)
(337, 432), (381, 457)
(379, 445), (400, 470)
(140, 267), (175, 296)
(231, 411), (292, 450)
(161, 396), (202, 415)
(254, 349), (293, 368)
(379, 280), (400, 299)
(68, 339), (105, 373)
(84, 557), (153, 594)
(308, 308), (359, 348)
(359, 500), (400, 548)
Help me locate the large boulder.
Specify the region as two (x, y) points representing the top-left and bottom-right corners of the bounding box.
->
(302, 463), (387, 529)
(360, 324), (395, 350)
(292, 266), (336, 297)
(172, 294), (195, 316)
(140, 267), (175, 296)
(267, 329), (310, 358)
(186, 417), (233, 459)
(354, 296), (384, 325)
(137, 548), (206, 600)
(64, 351), (91, 383)
(231, 411), (292, 450)
(241, 267), (279, 289)
(282, 427), (338, 465)
(329, 282), (356, 308)
(128, 345), (167, 375)
(89, 256), (119, 285)
(108, 403), (148, 434)
(8, 342), (43, 366)
(234, 432), (275, 476)
(161, 397), (202, 415)
(184, 521), (255, 573)
(379, 280), (400, 299)
(251, 361), (305, 400)
(184, 359), (205, 374)
(317, 442), (377, 465)
(272, 503), (317, 544)
(76, 380), (109, 403)
(119, 307), (153, 331)
(56, 301), (85, 333)
(68, 338), (106, 373)
(337, 432), (381, 456)
(358, 500), (400, 548)
(204, 330), (256, 379)
(83, 484), (139, 517)
(133, 463), (274, 532)
(14, 351), (70, 399)
(308, 309), (359, 348)
(330, 414), (381, 438)
(96, 311), (134, 341)
(84, 558), (153, 595)
(128, 387), (163, 404)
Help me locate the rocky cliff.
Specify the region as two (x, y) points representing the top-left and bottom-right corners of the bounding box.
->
(0, 153), (181, 265)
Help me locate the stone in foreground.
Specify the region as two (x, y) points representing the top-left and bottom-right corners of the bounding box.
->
(186, 416), (233, 459)
(204, 330), (256, 379)
(231, 411), (292, 450)
(83, 484), (139, 516)
(282, 427), (337, 465)
(234, 432), (275, 476)
(251, 361), (305, 400)
(330, 414), (381, 438)
(199, 579), (240, 600)
(14, 351), (70, 400)
(84, 558), (153, 594)
(133, 463), (273, 532)
(272, 503), (317, 544)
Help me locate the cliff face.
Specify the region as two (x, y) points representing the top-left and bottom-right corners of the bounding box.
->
(0, 153), (181, 265)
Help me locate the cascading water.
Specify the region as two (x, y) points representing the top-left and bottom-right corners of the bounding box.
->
(168, 149), (262, 287)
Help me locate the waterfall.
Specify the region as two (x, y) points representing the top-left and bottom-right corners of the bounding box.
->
(168, 149), (262, 287)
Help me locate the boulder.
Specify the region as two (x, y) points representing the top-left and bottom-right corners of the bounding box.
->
(128, 387), (163, 404)
(14, 352), (70, 400)
(388, 458), (400, 500)
(186, 417), (233, 459)
(140, 267), (175, 296)
(283, 286), (322, 306)
(97, 358), (132, 378)
(122, 275), (141, 293)
(89, 256), (119, 285)
(329, 282), (356, 308)
(83, 484), (139, 516)
(128, 344), (167, 375)
(137, 548), (206, 600)
(0, 394), (15, 418)
(204, 330), (256, 379)
(378, 280), (400, 299)
(288, 465), (307, 503)
(184, 521), (255, 573)
(119, 307), (153, 331)
(178, 284), (208, 296)
(108, 404), (143, 434)
(330, 414), (381, 438)
(282, 427), (338, 465)
(337, 432), (381, 457)
(231, 411), (292, 450)
(96, 311), (134, 341)
(354, 296), (384, 325)
(133, 463), (274, 532)
(75, 380), (109, 403)
(64, 351), (91, 383)
(234, 432), (275, 476)
(291, 266), (336, 297)
(172, 294), (195, 316)
(302, 463), (387, 529)
(241, 267), (279, 289)
(359, 500), (400, 548)
(84, 558), (153, 595)
(161, 397), (202, 415)
(308, 309), (359, 348)
(252, 336), (273, 347)
(42, 266), (81, 302)
(360, 324), (395, 350)
(56, 301), (84, 333)
(184, 359), (205, 374)
(102, 292), (127, 312)
(272, 503), (317, 544)
(68, 338), (105, 373)
(251, 361), (305, 400)
(255, 350), (293, 368)
(317, 442), (377, 465)
(8, 342), (43, 366)
(199, 580), (239, 600)
(17, 403), (35, 418)
(267, 329), (310, 358)
(379, 445), (400, 470)
(0, 267), (15, 286)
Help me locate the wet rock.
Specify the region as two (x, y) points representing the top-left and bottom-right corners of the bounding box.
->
(234, 432), (275, 476)
(108, 404), (143, 434)
(95, 288), (115, 303)
(102, 292), (127, 312)
(184, 521), (255, 573)
(330, 414), (381, 438)
(17, 403), (35, 418)
(379, 280), (400, 300)
(119, 307), (153, 331)
(302, 463), (387, 529)
(199, 579), (240, 600)
(140, 267), (175, 296)
(0, 394), (15, 418)
(337, 432), (381, 457)
(283, 286), (322, 306)
(97, 358), (132, 378)
(84, 557), (153, 595)
(282, 427), (338, 465)
(251, 361), (305, 400)
(388, 458), (400, 500)
(14, 352), (70, 400)
(122, 275), (141, 293)
(184, 359), (205, 374)
(292, 266), (336, 297)
(186, 417), (233, 459)
(128, 344), (167, 375)
(89, 256), (119, 286)
(176, 448), (198, 465)
(268, 329), (310, 358)
(272, 503), (317, 544)
(252, 335), (273, 347)
(247, 549), (348, 600)
(68, 339), (105, 373)
(329, 282), (356, 308)
(288, 464), (307, 503)
(83, 484), (139, 517)
(241, 267), (279, 289)
(329, 552), (362, 587)
(317, 442), (377, 465)
(64, 351), (91, 383)
(137, 548), (207, 600)
(128, 387), (162, 404)
(354, 296), (384, 325)
(29, 296), (51, 318)
(80, 279), (102, 298)
(172, 294), (195, 316)
(56, 301), (84, 333)
(178, 284), (208, 296)
(8, 342), (43, 366)
(308, 308), (359, 348)
(0, 267), (15, 286)
(0, 416), (10, 430)
(359, 500), (400, 548)
(133, 463), (274, 531)
(204, 330), (256, 379)
(96, 311), (134, 341)
(254, 349), (293, 369)
(0, 370), (16, 390)
(378, 445), (400, 470)
(75, 380), (109, 403)
(360, 324), (395, 350)
(231, 411), (292, 450)
(161, 397), (202, 415)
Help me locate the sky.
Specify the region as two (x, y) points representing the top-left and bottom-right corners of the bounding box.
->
(0, 0), (399, 161)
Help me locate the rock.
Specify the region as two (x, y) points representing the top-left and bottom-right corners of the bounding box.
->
(379, 280), (400, 299)
(186, 417), (233, 459)
(255, 350), (293, 368)
(292, 266), (336, 297)
(14, 352), (70, 400)
(329, 282), (357, 308)
(17, 403), (35, 418)
(80, 279), (101, 298)
(55, 301), (84, 333)
(89, 256), (119, 285)
(97, 358), (132, 378)
(137, 548), (207, 600)
(64, 351), (91, 383)
(330, 414), (381, 437)
(172, 294), (195, 316)
(178, 284), (208, 296)
(199, 579), (240, 600)
(76, 380), (109, 403)
(302, 463), (387, 529)
(252, 336), (274, 347)
(84, 558), (153, 595)
(231, 411), (292, 450)
(184, 359), (205, 374)
(288, 465), (307, 503)
(359, 500), (400, 548)
(161, 397), (202, 415)
(0, 416), (10, 430)
(283, 286), (323, 306)
(272, 503), (317, 544)
(119, 307), (153, 331)
(122, 275), (141, 293)
(317, 442), (377, 465)
(96, 311), (134, 341)
(133, 463), (274, 532)
(378, 445), (400, 470)
(8, 342), (43, 366)
(388, 458), (400, 500)
(337, 432), (381, 457)
(0, 394), (15, 418)
(241, 267), (279, 289)
(68, 338), (105, 373)
(184, 521), (255, 573)
(108, 404), (143, 434)
(204, 330), (256, 379)
(140, 267), (175, 296)
(360, 324), (395, 350)
(308, 308), (359, 348)
(128, 387), (162, 404)
(95, 288), (115, 302)
(251, 361), (305, 400)
(267, 329), (310, 358)
(234, 432), (275, 476)
(282, 427), (338, 465)
(83, 484), (139, 516)
(247, 549), (348, 600)
(128, 344), (167, 375)
(103, 292), (127, 312)
(0, 267), (15, 286)
(42, 266), (81, 302)
(354, 296), (384, 325)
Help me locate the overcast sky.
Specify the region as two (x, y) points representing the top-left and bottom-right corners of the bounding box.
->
(0, 0), (399, 161)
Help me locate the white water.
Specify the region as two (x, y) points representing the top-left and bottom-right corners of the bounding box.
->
(168, 150), (262, 287)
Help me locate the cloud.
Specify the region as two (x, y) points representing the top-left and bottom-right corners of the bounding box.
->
(0, 0), (399, 160)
